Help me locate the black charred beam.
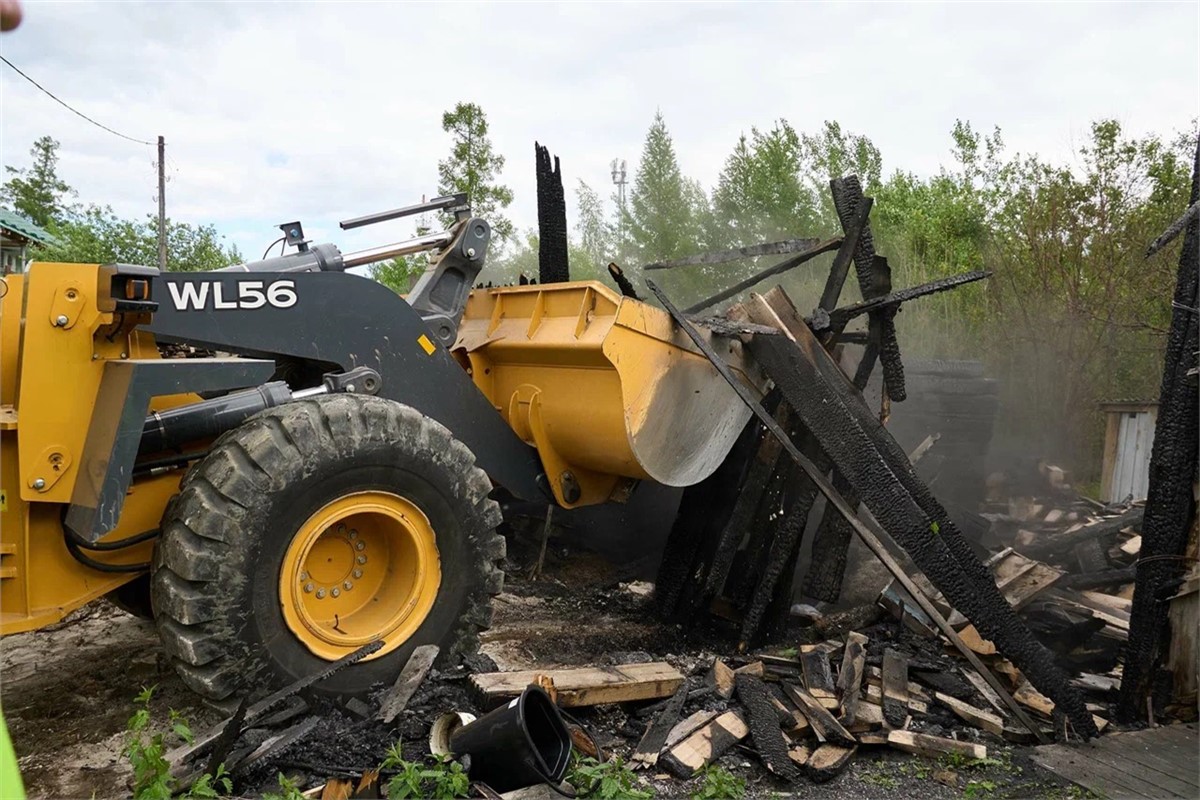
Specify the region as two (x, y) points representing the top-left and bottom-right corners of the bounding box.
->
(683, 238), (842, 315)
(646, 238), (822, 271)
(535, 142), (569, 284)
(1118, 137), (1200, 723)
(819, 271), (992, 333)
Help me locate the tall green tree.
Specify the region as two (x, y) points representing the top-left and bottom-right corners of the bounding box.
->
(1, 135), (76, 228)
(711, 120), (819, 246)
(436, 103), (514, 240)
(620, 111), (704, 265)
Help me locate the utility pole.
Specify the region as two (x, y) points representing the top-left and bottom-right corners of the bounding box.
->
(157, 135), (166, 270)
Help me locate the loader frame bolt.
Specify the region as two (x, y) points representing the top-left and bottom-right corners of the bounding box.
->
(32, 478), (46, 490)
(55, 315), (68, 327)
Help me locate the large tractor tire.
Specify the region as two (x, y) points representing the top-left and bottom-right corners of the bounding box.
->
(149, 394), (504, 703)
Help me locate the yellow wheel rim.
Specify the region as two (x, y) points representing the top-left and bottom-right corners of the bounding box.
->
(280, 491), (441, 662)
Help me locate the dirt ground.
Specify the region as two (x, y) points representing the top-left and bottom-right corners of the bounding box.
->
(1, 531), (1083, 799)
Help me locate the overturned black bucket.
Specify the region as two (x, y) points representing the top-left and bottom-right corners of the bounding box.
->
(449, 683), (573, 793)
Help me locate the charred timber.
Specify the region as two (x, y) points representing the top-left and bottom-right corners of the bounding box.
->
(1117, 136), (1200, 723)
(535, 142), (569, 284)
(646, 238), (822, 271)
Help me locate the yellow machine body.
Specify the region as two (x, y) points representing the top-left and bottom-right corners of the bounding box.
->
(1, 265), (763, 634)
(0, 265), (200, 634)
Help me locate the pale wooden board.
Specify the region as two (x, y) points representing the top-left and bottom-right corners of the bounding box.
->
(665, 710), (720, 749)
(806, 744), (857, 782)
(934, 691), (1005, 736)
(378, 645), (440, 722)
(960, 667), (1009, 716)
(471, 662), (685, 707)
(661, 709), (749, 775)
(888, 729), (986, 760)
(863, 683), (928, 714)
(782, 684), (856, 745)
(710, 659), (735, 699)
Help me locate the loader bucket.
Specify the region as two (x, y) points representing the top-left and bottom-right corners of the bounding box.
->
(453, 281), (768, 507)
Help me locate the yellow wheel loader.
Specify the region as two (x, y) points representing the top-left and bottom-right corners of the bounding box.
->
(0, 193), (766, 703)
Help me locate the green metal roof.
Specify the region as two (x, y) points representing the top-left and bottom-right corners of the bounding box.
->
(0, 208), (57, 245)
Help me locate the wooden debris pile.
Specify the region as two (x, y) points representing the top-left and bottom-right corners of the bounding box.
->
(464, 639), (1016, 790)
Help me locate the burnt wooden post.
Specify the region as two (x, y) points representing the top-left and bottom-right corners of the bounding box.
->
(535, 142), (569, 284)
(1117, 137), (1200, 723)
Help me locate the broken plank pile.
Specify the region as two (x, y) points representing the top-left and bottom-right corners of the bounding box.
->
(878, 537), (1131, 734)
(465, 642), (1007, 789)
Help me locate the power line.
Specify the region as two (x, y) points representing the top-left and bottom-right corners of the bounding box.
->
(0, 55), (154, 146)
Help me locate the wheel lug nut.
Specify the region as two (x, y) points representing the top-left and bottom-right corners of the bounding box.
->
(304, 583), (314, 593)
(344, 581), (353, 591)
(331, 588), (341, 598)
(349, 529), (358, 540)
(316, 589), (326, 599)
(355, 541), (365, 551)
(356, 555), (367, 565)
(336, 524), (346, 533)
(353, 569), (363, 579)
(299, 572), (308, 581)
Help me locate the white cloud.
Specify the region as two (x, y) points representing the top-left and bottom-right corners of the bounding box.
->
(1, 0), (1196, 264)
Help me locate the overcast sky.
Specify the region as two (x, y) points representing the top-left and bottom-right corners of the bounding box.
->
(1, 1), (1196, 265)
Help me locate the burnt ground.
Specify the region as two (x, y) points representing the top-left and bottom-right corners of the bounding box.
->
(1, 528), (1087, 799)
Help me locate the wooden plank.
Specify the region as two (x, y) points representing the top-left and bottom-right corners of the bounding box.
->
(630, 683), (687, 766)
(801, 649), (836, 699)
(934, 692), (1005, 736)
(1121, 535), (1143, 556)
(769, 693), (810, 735)
(471, 662), (685, 708)
(1080, 590), (1133, 615)
(1071, 674), (1121, 693)
(379, 645), (440, 723)
(709, 659), (735, 700)
(665, 710), (720, 749)
(781, 684), (856, 745)
(660, 710), (749, 778)
(863, 682), (928, 714)
(845, 701), (884, 731)
(881, 650), (908, 728)
(837, 631), (867, 725)
(961, 668), (1009, 716)
(865, 666), (931, 702)
(734, 661), (765, 678)
(887, 730), (986, 760)
(806, 744), (857, 783)
(1016, 681), (1109, 732)
(788, 744), (812, 768)
(957, 624), (997, 656)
